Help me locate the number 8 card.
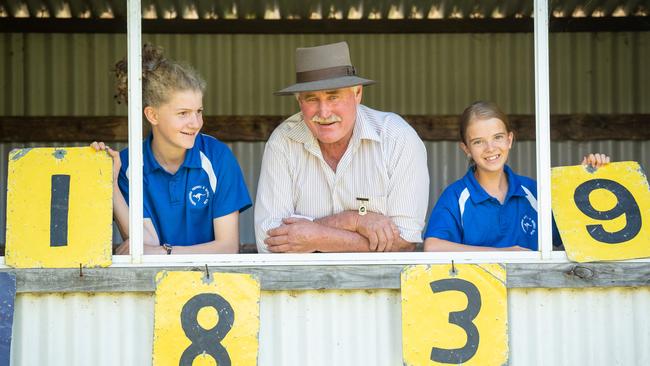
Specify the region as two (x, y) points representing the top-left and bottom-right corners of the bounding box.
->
(551, 161), (650, 262)
(152, 271), (260, 366)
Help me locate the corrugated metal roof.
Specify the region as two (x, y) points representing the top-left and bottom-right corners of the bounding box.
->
(1, 0), (648, 19)
(10, 288), (650, 365)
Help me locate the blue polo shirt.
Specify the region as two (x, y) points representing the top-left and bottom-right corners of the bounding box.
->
(424, 165), (560, 251)
(117, 133), (252, 246)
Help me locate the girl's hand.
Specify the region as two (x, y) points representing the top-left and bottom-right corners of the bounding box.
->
(115, 239), (130, 255)
(581, 153), (611, 170)
(501, 245), (531, 251)
(91, 141), (121, 185)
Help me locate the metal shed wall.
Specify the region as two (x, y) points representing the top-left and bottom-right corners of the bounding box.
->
(2, 140), (649, 246)
(9, 287), (650, 365)
(1, 31), (649, 246)
(1, 32), (649, 116)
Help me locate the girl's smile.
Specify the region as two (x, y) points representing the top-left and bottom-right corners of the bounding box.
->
(461, 117), (513, 175)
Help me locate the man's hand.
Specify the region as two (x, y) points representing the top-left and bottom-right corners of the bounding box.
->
(265, 217), (321, 253)
(355, 212), (400, 252)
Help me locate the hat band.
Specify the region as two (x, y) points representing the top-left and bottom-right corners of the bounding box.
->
(296, 65), (357, 83)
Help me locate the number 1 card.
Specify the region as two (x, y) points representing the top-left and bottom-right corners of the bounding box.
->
(5, 147), (113, 268)
(551, 161), (650, 262)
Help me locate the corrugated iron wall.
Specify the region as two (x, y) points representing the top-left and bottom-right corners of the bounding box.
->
(1, 32), (649, 245)
(2, 140), (650, 245)
(10, 288), (650, 365)
(1, 32), (649, 115)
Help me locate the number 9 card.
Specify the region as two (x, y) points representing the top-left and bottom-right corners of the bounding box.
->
(551, 161), (650, 262)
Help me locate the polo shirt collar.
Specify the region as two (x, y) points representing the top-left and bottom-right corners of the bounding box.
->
(504, 165), (527, 199)
(462, 164), (525, 204)
(143, 133), (202, 174)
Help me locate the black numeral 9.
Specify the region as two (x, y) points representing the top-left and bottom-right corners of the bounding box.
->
(573, 179), (642, 243)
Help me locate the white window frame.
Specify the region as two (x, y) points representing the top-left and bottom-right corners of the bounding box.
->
(0, 0), (643, 269)
(119, 0), (547, 267)
(105, 0), (650, 267)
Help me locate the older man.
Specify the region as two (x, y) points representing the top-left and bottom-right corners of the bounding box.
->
(255, 41), (429, 253)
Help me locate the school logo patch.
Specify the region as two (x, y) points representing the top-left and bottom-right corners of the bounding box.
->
(188, 185), (209, 207)
(520, 215), (537, 236)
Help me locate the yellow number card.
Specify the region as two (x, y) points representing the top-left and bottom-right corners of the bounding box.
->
(153, 271), (261, 366)
(401, 264), (508, 366)
(551, 161), (650, 262)
(5, 147), (113, 268)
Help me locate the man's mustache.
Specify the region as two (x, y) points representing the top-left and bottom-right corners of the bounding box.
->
(311, 115), (343, 124)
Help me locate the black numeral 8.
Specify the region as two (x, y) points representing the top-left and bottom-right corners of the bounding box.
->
(180, 293), (234, 366)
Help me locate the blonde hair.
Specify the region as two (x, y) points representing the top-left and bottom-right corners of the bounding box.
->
(113, 43), (206, 107)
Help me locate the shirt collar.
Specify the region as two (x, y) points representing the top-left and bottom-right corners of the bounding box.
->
(462, 164), (525, 203)
(354, 105), (381, 143)
(285, 112), (318, 148)
(504, 165), (526, 199)
(143, 133), (202, 174)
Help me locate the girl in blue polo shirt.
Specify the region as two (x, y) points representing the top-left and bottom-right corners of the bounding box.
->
(424, 101), (609, 252)
(92, 44), (251, 255)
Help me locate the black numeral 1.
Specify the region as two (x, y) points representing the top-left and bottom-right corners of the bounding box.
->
(429, 278), (481, 364)
(574, 179), (642, 243)
(180, 293), (234, 366)
(50, 174), (70, 247)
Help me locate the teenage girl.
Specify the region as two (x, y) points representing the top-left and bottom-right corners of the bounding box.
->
(424, 101), (609, 252)
(92, 44), (251, 255)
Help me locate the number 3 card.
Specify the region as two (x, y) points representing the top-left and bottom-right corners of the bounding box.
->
(401, 264), (508, 366)
(551, 161), (650, 262)
(152, 271), (261, 366)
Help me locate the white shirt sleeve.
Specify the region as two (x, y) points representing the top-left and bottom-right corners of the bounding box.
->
(254, 137), (295, 253)
(384, 117), (430, 243)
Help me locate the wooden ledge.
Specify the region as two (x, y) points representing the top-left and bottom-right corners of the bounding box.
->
(1, 262), (649, 293)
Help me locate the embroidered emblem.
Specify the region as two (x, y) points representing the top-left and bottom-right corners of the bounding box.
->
(520, 215), (537, 236)
(188, 185), (209, 207)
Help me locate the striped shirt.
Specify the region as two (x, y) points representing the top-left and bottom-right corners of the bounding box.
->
(254, 104), (429, 252)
